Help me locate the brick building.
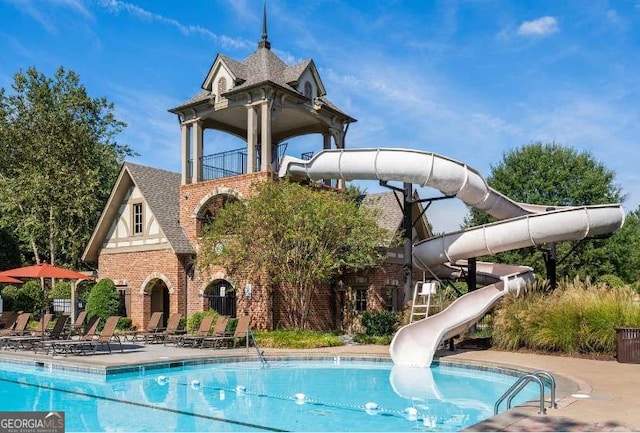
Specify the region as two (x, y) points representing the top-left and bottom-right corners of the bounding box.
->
(82, 14), (432, 332)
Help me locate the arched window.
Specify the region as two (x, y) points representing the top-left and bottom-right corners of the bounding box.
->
(202, 209), (214, 228)
(197, 194), (238, 236)
(304, 81), (313, 98)
(218, 77), (227, 97)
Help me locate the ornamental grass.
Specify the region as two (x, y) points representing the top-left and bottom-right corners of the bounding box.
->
(492, 277), (640, 355)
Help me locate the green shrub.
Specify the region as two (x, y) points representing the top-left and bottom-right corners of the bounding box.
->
(48, 281), (71, 299)
(3, 281), (47, 318)
(353, 333), (392, 345)
(186, 310), (219, 334)
(178, 317), (187, 331)
(596, 274), (626, 288)
(86, 278), (120, 322)
(1, 285), (20, 311)
(255, 329), (344, 349)
(226, 317), (238, 334)
(117, 317), (133, 331)
(361, 311), (400, 336)
(77, 280), (94, 307)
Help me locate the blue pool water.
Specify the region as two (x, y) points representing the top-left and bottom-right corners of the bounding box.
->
(0, 358), (540, 432)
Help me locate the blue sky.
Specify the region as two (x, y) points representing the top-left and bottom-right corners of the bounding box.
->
(1, 0), (638, 233)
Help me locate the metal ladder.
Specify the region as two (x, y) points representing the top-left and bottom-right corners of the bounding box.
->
(410, 280), (441, 323)
(248, 328), (268, 367)
(495, 370), (556, 415)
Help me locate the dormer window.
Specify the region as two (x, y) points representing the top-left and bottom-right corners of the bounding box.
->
(303, 81), (312, 98)
(218, 77), (227, 97)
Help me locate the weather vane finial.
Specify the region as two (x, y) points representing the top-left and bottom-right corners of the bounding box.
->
(258, 2), (271, 49)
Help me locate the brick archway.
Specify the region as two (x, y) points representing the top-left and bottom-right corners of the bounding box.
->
(192, 187), (243, 219)
(203, 279), (237, 318)
(140, 272), (174, 328)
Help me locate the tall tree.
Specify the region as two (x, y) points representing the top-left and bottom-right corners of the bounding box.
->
(607, 207), (640, 285)
(464, 142), (625, 280)
(198, 180), (390, 329)
(0, 67), (133, 268)
(0, 227), (22, 270)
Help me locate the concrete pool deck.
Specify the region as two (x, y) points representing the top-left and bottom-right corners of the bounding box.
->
(0, 342), (638, 432)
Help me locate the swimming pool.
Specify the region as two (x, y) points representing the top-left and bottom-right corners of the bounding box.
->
(0, 358), (540, 432)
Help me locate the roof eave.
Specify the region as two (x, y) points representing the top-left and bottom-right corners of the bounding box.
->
(82, 165), (131, 263)
(168, 97), (213, 115)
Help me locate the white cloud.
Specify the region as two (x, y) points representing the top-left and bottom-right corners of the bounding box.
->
(52, 0), (92, 19)
(97, 0), (252, 50)
(3, 0), (92, 33)
(605, 9), (628, 30)
(517, 16), (559, 36)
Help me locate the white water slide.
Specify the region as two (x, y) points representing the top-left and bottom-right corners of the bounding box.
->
(279, 148), (625, 367)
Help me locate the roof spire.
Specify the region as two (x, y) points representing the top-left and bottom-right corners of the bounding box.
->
(258, 2), (271, 50)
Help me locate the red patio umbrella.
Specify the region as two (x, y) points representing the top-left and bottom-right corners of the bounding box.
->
(0, 263), (89, 280)
(0, 263), (92, 325)
(0, 274), (23, 284)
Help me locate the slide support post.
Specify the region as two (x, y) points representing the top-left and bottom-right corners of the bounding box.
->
(403, 182), (413, 305)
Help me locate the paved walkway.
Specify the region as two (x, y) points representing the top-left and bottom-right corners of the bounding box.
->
(1, 342), (639, 431)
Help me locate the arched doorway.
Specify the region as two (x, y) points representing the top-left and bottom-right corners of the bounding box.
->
(147, 279), (170, 327)
(203, 280), (236, 317)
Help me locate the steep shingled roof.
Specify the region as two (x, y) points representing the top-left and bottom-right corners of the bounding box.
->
(172, 47), (351, 120)
(361, 191), (433, 246)
(125, 163), (194, 255)
(218, 54), (248, 80)
(171, 90), (211, 111)
(361, 191), (404, 236)
(284, 59), (312, 84)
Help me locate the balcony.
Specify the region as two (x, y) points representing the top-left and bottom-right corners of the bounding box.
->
(188, 143), (298, 182)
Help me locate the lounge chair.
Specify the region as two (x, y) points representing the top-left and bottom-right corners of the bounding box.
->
(51, 316), (122, 356)
(30, 314), (54, 337)
(176, 315), (229, 348)
(148, 313), (184, 344)
(200, 316), (231, 348)
(202, 315), (251, 349)
(121, 311), (163, 342)
(0, 311), (18, 330)
(0, 312), (31, 348)
(68, 310), (88, 337)
(7, 315), (69, 351)
(47, 315), (100, 355)
(173, 315), (216, 347)
(42, 316), (100, 355)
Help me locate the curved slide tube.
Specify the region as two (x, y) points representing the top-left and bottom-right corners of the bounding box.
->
(279, 148), (625, 367)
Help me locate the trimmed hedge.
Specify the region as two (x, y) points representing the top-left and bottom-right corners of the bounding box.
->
(86, 278), (120, 322)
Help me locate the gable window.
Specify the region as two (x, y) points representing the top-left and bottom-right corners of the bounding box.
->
(132, 202), (144, 235)
(303, 81), (312, 98)
(218, 77), (227, 97)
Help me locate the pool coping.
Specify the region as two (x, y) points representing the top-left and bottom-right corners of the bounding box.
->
(0, 350), (578, 432)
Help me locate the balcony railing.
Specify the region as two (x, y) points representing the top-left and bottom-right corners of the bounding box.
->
(188, 143), (291, 182)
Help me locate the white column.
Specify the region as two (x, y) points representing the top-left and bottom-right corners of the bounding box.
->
(71, 280), (77, 323)
(323, 132), (331, 150)
(260, 101), (272, 172)
(247, 106), (257, 173)
(181, 123), (191, 185)
(192, 121), (203, 183)
(332, 129), (346, 190)
(322, 132), (332, 186)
